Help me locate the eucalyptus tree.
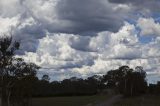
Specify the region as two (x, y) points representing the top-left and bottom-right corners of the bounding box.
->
(0, 37), (39, 106)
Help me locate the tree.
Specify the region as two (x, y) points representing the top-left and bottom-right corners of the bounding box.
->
(103, 66), (147, 97)
(103, 66), (130, 88)
(0, 37), (39, 106)
(42, 74), (50, 82)
(9, 60), (39, 106)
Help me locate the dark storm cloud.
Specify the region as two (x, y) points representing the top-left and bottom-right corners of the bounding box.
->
(12, 22), (45, 53)
(15, 0), (160, 36)
(55, 0), (128, 34)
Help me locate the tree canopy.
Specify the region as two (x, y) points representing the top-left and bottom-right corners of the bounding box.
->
(0, 37), (39, 106)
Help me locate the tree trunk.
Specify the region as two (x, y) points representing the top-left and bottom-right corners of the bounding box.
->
(124, 79), (127, 94)
(7, 90), (11, 106)
(2, 86), (7, 106)
(130, 83), (133, 96)
(1, 76), (6, 106)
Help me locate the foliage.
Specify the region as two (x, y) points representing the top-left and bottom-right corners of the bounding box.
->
(32, 75), (105, 97)
(0, 37), (39, 106)
(32, 66), (148, 97)
(103, 66), (147, 96)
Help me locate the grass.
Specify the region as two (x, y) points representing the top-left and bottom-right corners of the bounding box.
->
(114, 95), (160, 106)
(32, 95), (109, 106)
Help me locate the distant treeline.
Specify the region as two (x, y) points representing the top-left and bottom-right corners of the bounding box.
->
(148, 82), (160, 95)
(32, 66), (160, 97)
(32, 75), (105, 97)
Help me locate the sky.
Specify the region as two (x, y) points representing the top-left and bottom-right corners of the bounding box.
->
(0, 0), (160, 83)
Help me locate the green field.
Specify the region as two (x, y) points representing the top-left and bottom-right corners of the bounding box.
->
(114, 95), (160, 106)
(32, 95), (109, 106)
(32, 95), (160, 106)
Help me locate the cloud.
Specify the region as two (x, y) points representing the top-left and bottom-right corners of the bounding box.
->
(0, 0), (132, 36)
(108, 0), (160, 15)
(90, 22), (139, 60)
(0, 16), (19, 35)
(16, 22), (160, 82)
(0, 0), (160, 82)
(56, 0), (131, 33)
(137, 17), (160, 36)
(0, 0), (24, 17)
(0, 0), (132, 53)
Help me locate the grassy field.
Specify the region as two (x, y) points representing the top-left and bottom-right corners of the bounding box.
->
(114, 95), (160, 106)
(32, 95), (109, 106)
